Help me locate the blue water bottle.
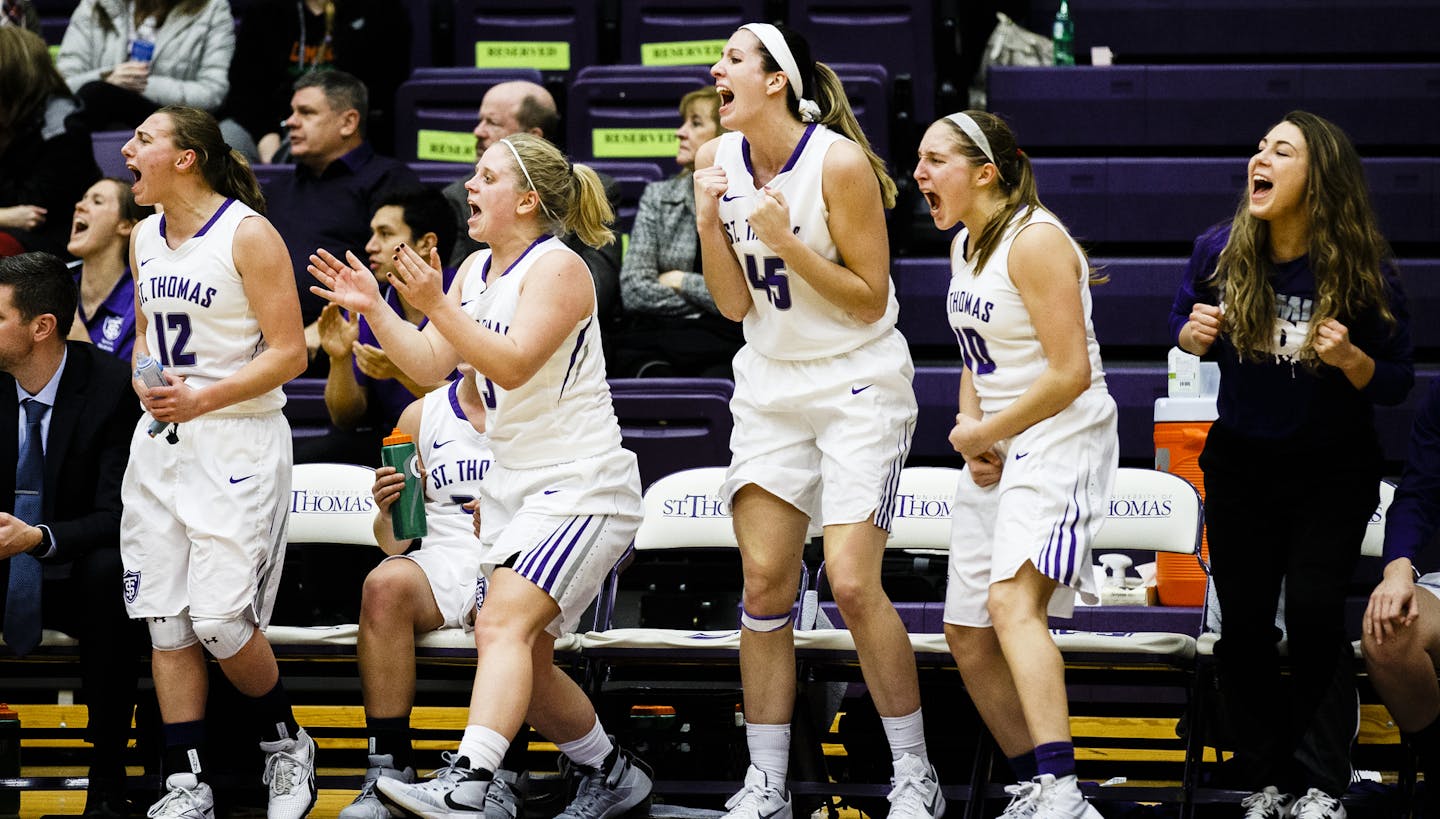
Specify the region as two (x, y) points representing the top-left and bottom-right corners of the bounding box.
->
(134, 354), (172, 438)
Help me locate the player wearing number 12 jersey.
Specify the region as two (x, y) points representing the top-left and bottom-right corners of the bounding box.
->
(916, 110), (1114, 819)
(693, 23), (942, 819)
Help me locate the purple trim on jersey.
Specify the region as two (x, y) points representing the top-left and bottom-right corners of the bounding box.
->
(557, 317), (592, 399)
(1040, 479), (1084, 586)
(515, 514), (594, 592)
(483, 234), (553, 283)
(540, 516), (595, 592)
(872, 419), (914, 532)
(448, 378), (468, 422)
(740, 123), (816, 180)
(159, 198), (235, 240)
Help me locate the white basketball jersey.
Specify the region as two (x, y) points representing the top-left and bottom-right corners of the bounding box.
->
(458, 236), (622, 468)
(132, 199), (284, 414)
(947, 208), (1107, 415)
(418, 379), (492, 545)
(714, 125), (898, 360)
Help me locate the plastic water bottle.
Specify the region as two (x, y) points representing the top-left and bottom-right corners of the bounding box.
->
(1052, 0), (1075, 66)
(380, 429), (427, 540)
(134, 354), (172, 438)
(0, 703), (19, 815)
(128, 16), (158, 62)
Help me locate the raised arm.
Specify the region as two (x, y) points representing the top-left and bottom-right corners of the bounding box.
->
(693, 138), (752, 321)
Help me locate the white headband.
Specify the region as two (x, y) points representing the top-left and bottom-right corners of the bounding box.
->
(500, 137), (556, 221)
(739, 23), (821, 124)
(946, 112), (999, 170)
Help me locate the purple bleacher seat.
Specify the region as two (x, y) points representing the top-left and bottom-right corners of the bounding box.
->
(566, 66), (713, 163)
(615, 0), (763, 67)
(451, 1), (597, 79)
(1145, 65), (1304, 149)
(392, 68), (545, 162)
(893, 257), (950, 349)
(407, 161), (470, 188)
(1088, 258), (1189, 348)
(1401, 259), (1440, 348)
(608, 378), (735, 491)
(581, 159), (666, 235)
(1300, 64), (1440, 148)
(988, 67), (1146, 148)
(282, 377), (330, 440)
(91, 130), (131, 179)
(828, 63), (890, 164)
(1028, 158), (1109, 243)
(1363, 159), (1436, 246)
(787, 0), (936, 125)
(909, 365), (962, 462)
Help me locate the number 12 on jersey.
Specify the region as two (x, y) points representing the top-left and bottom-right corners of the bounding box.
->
(745, 255), (792, 310)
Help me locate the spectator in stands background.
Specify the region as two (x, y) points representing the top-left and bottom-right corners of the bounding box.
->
(56, 0), (240, 144)
(0, 0), (40, 32)
(226, 0), (411, 162)
(1363, 377), (1440, 817)
(339, 371), (492, 819)
(264, 69), (418, 359)
(442, 81), (623, 332)
(916, 109), (1114, 819)
(118, 105), (315, 819)
(64, 177), (154, 361)
(0, 251), (148, 818)
(611, 86), (742, 378)
(297, 186), (456, 466)
(1172, 110), (1413, 819)
(310, 132), (651, 819)
(693, 23), (941, 819)
(0, 27), (101, 259)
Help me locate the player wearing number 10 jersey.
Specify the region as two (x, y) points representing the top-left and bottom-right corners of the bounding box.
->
(917, 109), (1114, 818)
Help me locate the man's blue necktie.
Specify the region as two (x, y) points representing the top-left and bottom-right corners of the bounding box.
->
(4, 398), (46, 656)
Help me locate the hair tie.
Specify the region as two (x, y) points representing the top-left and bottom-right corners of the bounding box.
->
(500, 137), (557, 221)
(740, 23), (821, 123)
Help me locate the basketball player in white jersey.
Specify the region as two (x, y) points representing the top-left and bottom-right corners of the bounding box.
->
(692, 22), (940, 819)
(913, 110), (1117, 819)
(118, 106), (315, 819)
(308, 132), (651, 819)
(341, 367), (494, 819)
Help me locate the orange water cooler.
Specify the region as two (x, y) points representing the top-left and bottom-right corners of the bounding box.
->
(1153, 396), (1216, 606)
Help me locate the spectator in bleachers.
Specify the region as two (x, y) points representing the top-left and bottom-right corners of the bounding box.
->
(915, 109), (1114, 819)
(56, 0), (241, 143)
(1172, 110), (1413, 819)
(226, 0), (411, 163)
(0, 0), (40, 33)
(0, 251), (148, 818)
(64, 177), (154, 361)
(264, 69), (418, 357)
(442, 81), (622, 332)
(310, 132), (651, 819)
(0, 27), (101, 259)
(1363, 377), (1440, 817)
(339, 371), (492, 819)
(611, 87), (742, 378)
(296, 186), (456, 466)
(693, 23), (942, 819)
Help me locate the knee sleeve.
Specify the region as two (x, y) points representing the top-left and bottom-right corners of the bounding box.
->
(190, 615), (256, 660)
(741, 606), (793, 633)
(147, 613), (198, 652)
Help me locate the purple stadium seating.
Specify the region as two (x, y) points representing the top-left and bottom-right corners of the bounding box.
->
(608, 378), (735, 491)
(566, 66), (713, 163)
(451, 1), (597, 80)
(829, 63), (891, 164)
(986, 67), (1147, 148)
(615, 0), (764, 67)
(392, 68), (545, 163)
(581, 159), (667, 235)
(787, 0), (937, 125)
(1401, 259), (1440, 348)
(91, 130), (131, 179)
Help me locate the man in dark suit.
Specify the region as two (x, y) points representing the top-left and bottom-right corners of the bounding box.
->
(0, 251), (146, 816)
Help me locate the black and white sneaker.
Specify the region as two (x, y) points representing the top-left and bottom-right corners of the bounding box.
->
(340, 753), (417, 819)
(1240, 786), (1296, 819)
(375, 753), (491, 819)
(722, 765), (792, 819)
(484, 768), (527, 819)
(555, 746), (652, 819)
(1290, 788), (1346, 819)
(260, 728), (318, 819)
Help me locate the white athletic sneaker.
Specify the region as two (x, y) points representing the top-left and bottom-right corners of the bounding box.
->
(1240, 786), (1296, 819)
(1290, 788), (1346, 819)
(1030, 774), (1102, 819)
(261, 728), (318, 819)
(887, 753), (945, 819)
(998, 780), (1041, 818)
(722, 765), (793, 819)
(484, 769), (527, 819)
(340, 753), (417, 819)
(555, 747), (653, 819)
(375, 752), (491, 818)
(146, 773), (215, 819)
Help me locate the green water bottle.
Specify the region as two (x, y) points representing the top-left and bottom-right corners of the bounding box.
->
(0, 703), (19, 815)
(1053, 0), (1075, 65)
(381, 428), (427, 541)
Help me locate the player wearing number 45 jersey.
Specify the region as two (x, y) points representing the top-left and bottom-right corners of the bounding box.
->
(694, 22), (940, 819)
(915, 110), (1115, 819)
(119, 106), (317, 819)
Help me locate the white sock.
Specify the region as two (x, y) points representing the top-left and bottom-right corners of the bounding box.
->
(746, 722), (791, 788)
(457, 724), (509, 774)
(880, 708), (928, 764)
(557, 718), (613, 770)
